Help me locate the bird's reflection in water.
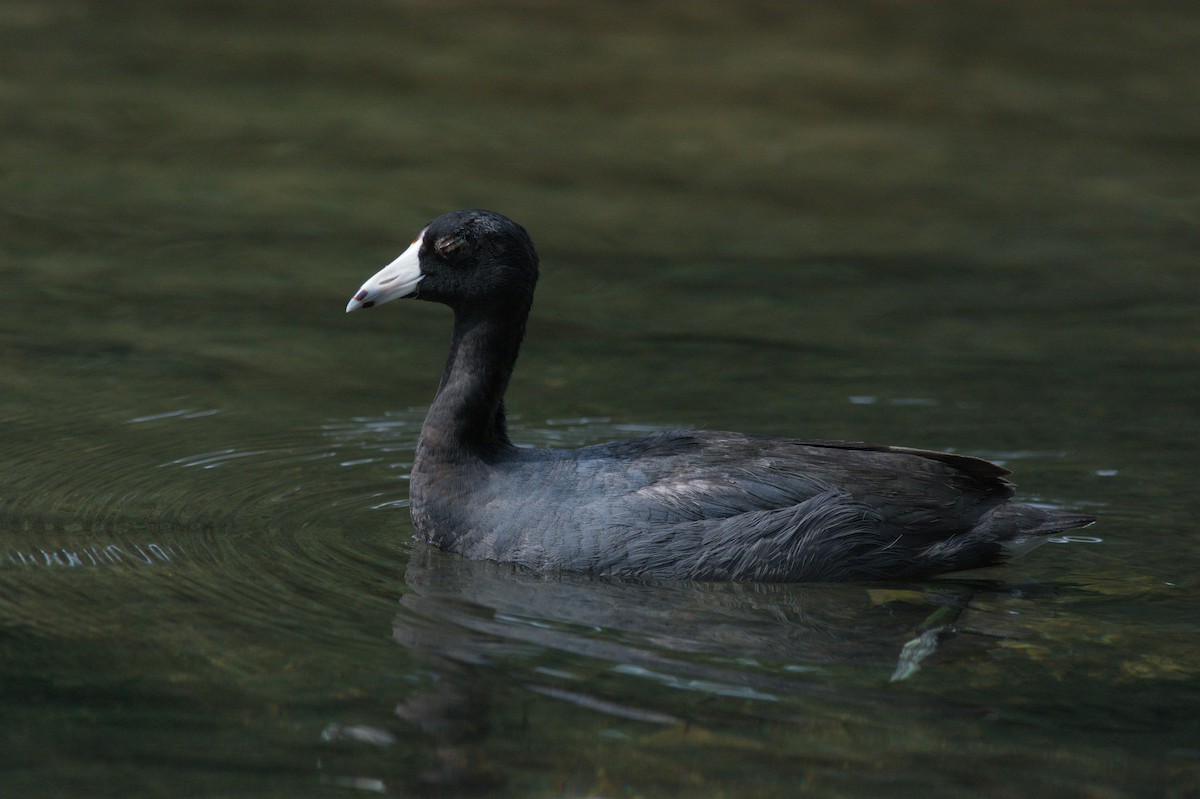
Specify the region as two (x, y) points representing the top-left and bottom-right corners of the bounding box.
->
(386, 545), (1057, 790)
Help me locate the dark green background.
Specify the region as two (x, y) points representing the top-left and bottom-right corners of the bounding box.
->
(1, 2), (1197, 796)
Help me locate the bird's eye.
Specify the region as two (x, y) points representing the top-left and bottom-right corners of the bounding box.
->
(434, 233), (468, 257)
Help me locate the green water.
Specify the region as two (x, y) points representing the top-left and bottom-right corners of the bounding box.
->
(2, 2), (1198, 796)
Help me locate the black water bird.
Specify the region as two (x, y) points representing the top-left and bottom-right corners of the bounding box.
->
(346, 210), (1093, 581)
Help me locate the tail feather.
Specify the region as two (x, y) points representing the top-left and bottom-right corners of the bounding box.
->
(1030, 511), (1096, 535)
(987, 505), (1096, 559)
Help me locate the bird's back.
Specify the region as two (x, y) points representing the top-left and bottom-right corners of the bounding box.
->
(411, 431), (1093, 581)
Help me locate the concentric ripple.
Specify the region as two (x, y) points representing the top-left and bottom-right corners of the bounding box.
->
(0, 400), (415, 649)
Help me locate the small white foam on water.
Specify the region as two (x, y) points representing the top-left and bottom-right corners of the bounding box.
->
(127, 408), (223, 424)
(1048, 535), (1104, 544)
(3, 542), (184, 568)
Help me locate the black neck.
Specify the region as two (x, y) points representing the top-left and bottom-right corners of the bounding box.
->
(419, 302), (528, 462)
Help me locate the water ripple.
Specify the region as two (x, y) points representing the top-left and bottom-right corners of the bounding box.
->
(0, 402), (422, 653)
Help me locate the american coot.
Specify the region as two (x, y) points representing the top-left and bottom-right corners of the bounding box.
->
(347, 210), (1094, 582)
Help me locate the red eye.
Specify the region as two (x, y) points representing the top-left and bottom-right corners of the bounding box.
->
(435, 234), (467, 256)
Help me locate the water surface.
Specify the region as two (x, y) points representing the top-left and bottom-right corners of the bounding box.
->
(2, 2), (1198, 797)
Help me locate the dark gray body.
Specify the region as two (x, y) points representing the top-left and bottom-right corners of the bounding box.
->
(410, 430), (1089, 582)
(351, 210), (1094, 583)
